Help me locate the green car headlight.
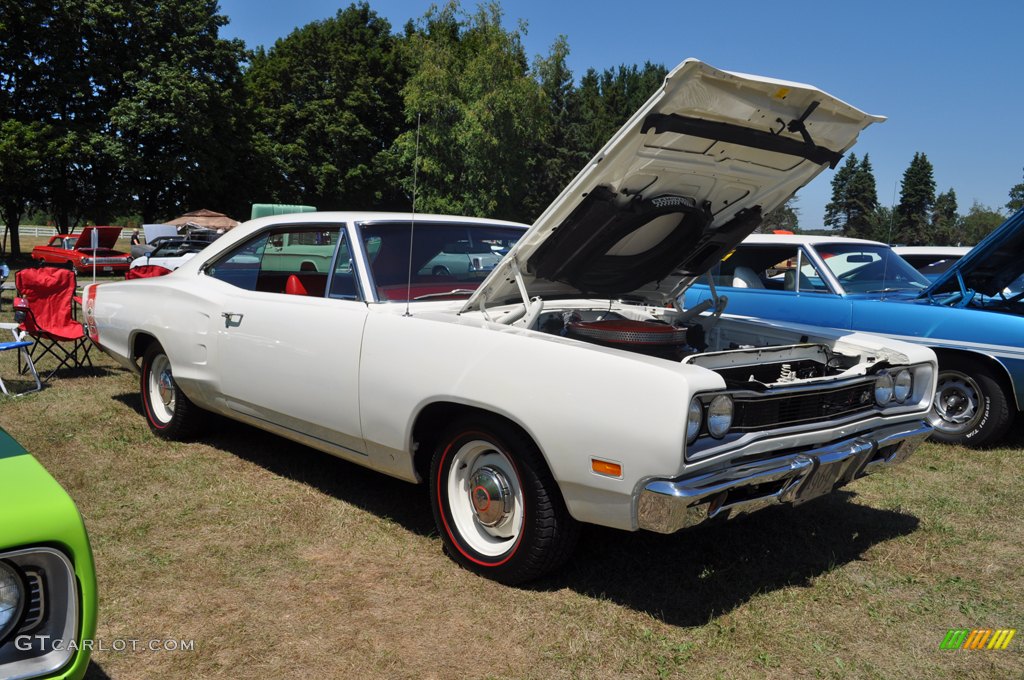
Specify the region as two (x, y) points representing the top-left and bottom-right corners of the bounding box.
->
(707, 395), (734, 438)
(893, 369), (913, 403)
(874, 372), (895, 405)
(0, 561), (24, 642)
(686, 397), (703, 444)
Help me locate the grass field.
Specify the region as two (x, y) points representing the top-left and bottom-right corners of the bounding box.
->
(0, 269), (1021, 678)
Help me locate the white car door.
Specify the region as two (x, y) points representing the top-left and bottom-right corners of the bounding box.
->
(203, 224), (368, 456)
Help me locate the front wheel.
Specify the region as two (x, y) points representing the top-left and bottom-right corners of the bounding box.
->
(430, 417), (579, 584)
(929, 357), (1012, 447)
(140, 342), (207, 440)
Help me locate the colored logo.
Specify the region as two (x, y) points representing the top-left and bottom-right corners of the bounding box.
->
(940, 629), (1016, 650)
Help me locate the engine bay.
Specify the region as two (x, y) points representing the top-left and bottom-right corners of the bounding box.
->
(530, 305), (865, 388)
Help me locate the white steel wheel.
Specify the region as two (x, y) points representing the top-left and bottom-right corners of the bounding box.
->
(147, 353), (177, 425)
(430, 417), (580, 584)
(140, 342), (207, 440)
(445, 439), (525, 558)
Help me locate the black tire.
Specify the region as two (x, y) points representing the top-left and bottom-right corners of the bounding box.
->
(140, 342), (207, 440)
(432, 265), (451, 276)
(929, 356), (1012, 447)
(430, 416), (579, 584)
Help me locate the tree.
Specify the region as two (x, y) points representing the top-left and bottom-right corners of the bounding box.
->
(760, 196), (800, 232)
(106, 0), (250, 222)
(823, 153), (857, 231)
(959, 201), (1004, 245)
(1008, 168), (1024, 213)
(930, 188), (959, 246)
(245, 2), (407, 212)
(844, 155), (880, 239)
(521, 35), (586, 220)
(393, 1), (545, 221)
(568, 62), (667, 162)
(0, 121), (48, 256)
(894, 152), (936, 245)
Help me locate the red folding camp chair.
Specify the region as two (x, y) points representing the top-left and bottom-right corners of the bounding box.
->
(14, 267), (93, 379)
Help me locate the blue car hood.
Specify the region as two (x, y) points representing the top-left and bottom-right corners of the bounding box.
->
(922, 208), (1024, 300)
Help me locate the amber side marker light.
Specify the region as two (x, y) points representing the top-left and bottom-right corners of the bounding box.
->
(591, 459), (622, 478)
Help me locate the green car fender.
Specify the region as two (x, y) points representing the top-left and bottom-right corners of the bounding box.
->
(1, 427), (98, 680)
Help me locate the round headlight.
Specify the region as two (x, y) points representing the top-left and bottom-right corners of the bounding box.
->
(874, 372), (895, 405)
(893, 369), (913, 403)
(0, 561), (25, 642)
(686, 397), (703, 444)
(707, 395), (734, 438)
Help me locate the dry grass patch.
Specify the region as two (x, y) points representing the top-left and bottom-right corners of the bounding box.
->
(1, 301), (1021, 678)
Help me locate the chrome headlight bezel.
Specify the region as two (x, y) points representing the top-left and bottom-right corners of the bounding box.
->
(686, 397), (703, 444)
(874, 372), (895, 405)
(0, 560), (24, 644)
(707, 394), (734, 439)
(893, 368), (913, 403)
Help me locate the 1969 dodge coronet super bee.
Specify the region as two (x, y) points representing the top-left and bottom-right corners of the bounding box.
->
(83, 60), (937, 583)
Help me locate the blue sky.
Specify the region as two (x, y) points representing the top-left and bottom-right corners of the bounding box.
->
(218, 0), (1024, 230)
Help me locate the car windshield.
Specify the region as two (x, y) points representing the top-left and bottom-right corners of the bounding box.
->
(814, 244), (930, 293)
(151, 240), (208, 257)
(359, 221), (524, 302)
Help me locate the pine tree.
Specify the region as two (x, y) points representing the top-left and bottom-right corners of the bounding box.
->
(931, 189), (959, 245)
(894, 152), (936, 245)
(823, 153), (857, 231)
(844, 154), (879, 239)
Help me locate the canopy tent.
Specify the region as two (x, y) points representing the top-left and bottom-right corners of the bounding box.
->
(167, 209), (239, 230)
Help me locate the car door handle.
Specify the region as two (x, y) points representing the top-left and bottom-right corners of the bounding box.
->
(222, 312), (244, 327)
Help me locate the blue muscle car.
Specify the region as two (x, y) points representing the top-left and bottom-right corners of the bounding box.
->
(683, 208), (1024, 446)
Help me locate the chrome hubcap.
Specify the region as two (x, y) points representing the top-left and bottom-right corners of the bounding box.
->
(158, 369), (175, 408)
(468, 466), (513, 527)
(148, 354), (176, 423)
(445, 439), (524, 557)
(932, 371), (980, 432)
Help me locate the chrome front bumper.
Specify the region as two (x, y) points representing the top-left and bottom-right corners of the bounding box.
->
(637, 420), (932, 534)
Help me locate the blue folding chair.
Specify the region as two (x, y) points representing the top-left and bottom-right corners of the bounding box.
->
(0, 334), (41, 396)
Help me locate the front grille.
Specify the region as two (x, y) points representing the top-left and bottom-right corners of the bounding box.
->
(733, 382), (875, 431)
(90, 257), (128, 264)
(18, 569), (45, 632)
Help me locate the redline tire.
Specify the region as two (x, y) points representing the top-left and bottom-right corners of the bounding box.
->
(430, 417), (579, 584)
(929, 356), (1012, 447)
(140, 342), (206, 440)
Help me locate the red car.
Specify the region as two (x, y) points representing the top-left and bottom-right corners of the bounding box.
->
(31, 226), (134, 273)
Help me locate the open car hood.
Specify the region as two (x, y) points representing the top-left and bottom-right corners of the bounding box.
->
(75, 226), (123, 250)
(922, 208), (1024, 300)
(463, 59), (884, 312)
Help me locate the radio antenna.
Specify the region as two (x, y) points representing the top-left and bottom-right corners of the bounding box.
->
(880, 177), (898, 298)
(404, 113), (422, 317)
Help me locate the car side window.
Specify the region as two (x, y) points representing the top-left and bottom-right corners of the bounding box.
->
(329, 234), (359, 300)
(206, 226), (346, 298)
(712, 245), (830, 293)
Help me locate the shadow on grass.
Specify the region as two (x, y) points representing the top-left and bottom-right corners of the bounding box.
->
(540, 493), (919, 627)
(110, 391), (920, 624)
(84, 661), (112, 679)
(110, 391), (436, 536)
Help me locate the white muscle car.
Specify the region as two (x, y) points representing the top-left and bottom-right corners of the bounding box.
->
(83, 60), (936, 583)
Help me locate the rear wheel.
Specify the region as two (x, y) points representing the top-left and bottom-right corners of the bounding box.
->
(929, 356), (1012, 447)
(430, 416), (579, 584)
(140, 342), (206, 440)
